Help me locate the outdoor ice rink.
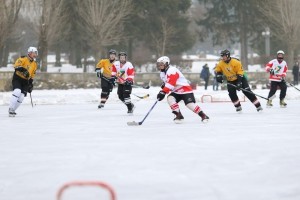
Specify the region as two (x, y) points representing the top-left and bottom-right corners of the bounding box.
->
(1, 86), (300, 200)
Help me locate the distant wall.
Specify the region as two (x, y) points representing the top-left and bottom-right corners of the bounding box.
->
(0, 71), (293, 92)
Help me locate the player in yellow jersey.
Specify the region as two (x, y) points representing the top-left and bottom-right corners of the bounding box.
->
(8, 47), (38, 117)
(215, 49), (263, 113)
(95, 49), (117, 109)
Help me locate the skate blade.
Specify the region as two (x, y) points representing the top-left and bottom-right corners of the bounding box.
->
(9, 114), (15, 117)
(174, 119), (184, 124)
(202, 119), (209, 123)
(280, 105), (287, 108)
(127, 121), (140, 126)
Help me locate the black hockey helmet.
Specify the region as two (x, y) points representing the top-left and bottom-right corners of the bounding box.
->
(118, 51), (127, 57)
(108, 49), (117, 55)
(220, 49), (230, 58)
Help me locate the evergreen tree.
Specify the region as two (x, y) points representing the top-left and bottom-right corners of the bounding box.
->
(197, 0), (264, 69)
(129, 0), (195, 58)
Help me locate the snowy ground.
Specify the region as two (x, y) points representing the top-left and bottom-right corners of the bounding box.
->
(1, 85), (300, 200)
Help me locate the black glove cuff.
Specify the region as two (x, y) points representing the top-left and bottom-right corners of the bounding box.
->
(237, 75), (243, 82)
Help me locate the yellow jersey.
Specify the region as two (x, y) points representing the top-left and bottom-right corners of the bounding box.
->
(14, 56), (38, 80)
(215, 58), (244, 81)
(96, 59), (115, 78)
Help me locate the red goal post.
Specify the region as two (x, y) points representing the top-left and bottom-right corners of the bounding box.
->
(56, 181), (116, 200)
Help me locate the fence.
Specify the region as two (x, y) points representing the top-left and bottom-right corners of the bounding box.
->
(0, 71), (293, 92)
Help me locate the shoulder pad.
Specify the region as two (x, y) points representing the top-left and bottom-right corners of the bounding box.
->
(231, 57), (240, 61)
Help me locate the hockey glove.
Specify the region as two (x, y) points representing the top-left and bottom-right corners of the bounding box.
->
(157, 90), (166, 101)
(28, 78), (33, 93)
(236, 75), (243, 91)
(269, 69), (275, 75)
(236, 82), (242, 91)
(124, 79), (133, 86)
(216, 73), (224, 83)
(109, 76), (116, 86)
(95, 69), (102, 78)
(15, 67), (30, 78)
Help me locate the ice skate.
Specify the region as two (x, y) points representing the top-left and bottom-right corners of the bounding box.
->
(98, 104), (104, 109)
(172, 111), (184, 124)
(256, 106), (263, 112)
(198, 111), (209, 123)
(127, 103), (135, 115)
(236, 106), (242, 113)
(8, 108), (16, 117)
(266, 100), (273, 108)
(280, 99), (287, 108)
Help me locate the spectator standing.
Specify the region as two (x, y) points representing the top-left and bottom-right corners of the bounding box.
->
(292, 61), (299, 85)
(200, 63), (210, 90)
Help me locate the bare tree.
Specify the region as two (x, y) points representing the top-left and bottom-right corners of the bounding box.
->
(151, 17), (178, 56)
(259, 0), (300, 65)
(23, 0), (66, 72)
(76, 0), (133, 58)
(0, 0), (22, 66)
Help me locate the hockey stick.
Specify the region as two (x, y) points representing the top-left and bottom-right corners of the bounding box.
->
(29, 93), (34, 107)
(133, 93), (150, 99)
(227, 83), (275, 100)
(127, 100), (158, 126)
(132, 84), (150, 89)
(286, 81), (300, 92)
(121, 78), (150, 89)
(117, 75), (150, 89)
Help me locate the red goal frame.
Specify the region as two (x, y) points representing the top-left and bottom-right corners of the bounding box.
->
(56, 181), (116, 200)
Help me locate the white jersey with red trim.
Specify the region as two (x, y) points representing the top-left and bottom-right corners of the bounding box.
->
(265, 59), (288, 82)
(112, 61), (135, 84)
(160, 66), (193, 94)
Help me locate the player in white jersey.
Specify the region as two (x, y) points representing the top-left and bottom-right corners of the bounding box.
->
(156, 56), (209, 123)
(111, 51), (135, 114)
(265, 50), (288, 108)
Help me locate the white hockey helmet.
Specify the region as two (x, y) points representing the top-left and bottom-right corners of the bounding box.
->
(157, 56), (170, 66)
(28, 46), (38, 55)
(277, 50), (284, 55)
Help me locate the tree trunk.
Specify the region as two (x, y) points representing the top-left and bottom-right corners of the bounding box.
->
(2, 43), (10, 67)
(0, 45), (4, 66)
(128, 38), (133, 60)
(238, 8), (248, 70)
(38, 36), (48, 72)
(75, 46), (81, 68)
(287, 44), (295, 68)
(55, 44), (62, 67)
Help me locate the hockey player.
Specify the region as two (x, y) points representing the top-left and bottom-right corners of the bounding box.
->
(265, 50), (288, 108)
(8, 47), (38, 117)
(156, 56), (209, 123)
(111, 51), (135, 114)
(215, 49), (263, 113)
(95, 49), (117, 109)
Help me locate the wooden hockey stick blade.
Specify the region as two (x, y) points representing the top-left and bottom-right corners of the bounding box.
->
(127, 121), (141, 126)
(133, 94), (149, 99)
(127, 100), (158, 126)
